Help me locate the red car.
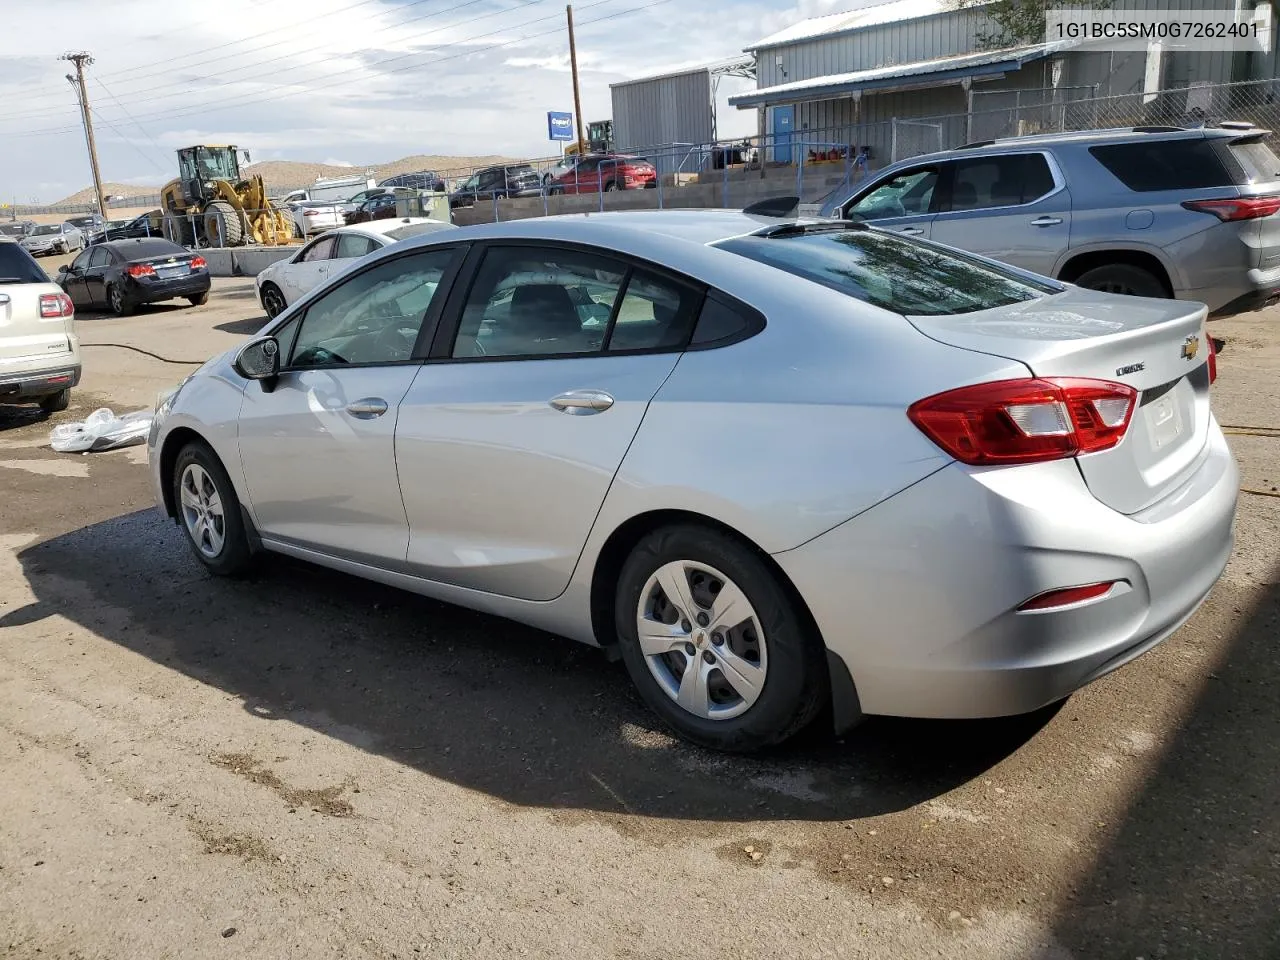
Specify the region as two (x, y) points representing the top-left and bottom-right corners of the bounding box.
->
(548, 154), (658, 194)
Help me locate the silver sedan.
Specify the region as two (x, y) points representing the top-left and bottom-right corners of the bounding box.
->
(148, 210), (1238, 751)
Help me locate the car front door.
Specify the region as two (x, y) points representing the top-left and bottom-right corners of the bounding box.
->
(236, 246), (462, 565)
(841, 163), (942, 239)
(927, 152), (1070, 277)
(62, 248), (93, 306)
(394, 242), (703, 601)
(279, 234), (337, 302)
(570, 158), (599, 195)
(82, 245), (113, 306)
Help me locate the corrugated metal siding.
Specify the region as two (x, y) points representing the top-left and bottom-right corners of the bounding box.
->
(612, 70), (714, 172)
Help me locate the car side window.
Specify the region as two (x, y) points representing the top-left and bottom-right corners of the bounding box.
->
(288, 248), (457, 368)
(300, 236), (337, 263)
(604, 270), (701, 352)
(846, 167), (938, 219)
(690, 293), (765, 348)
(87, 247), (111, 268)
(944, 154), (1055, 211)
(450, 246), (627, 359)
(335, 234), (377, 259)
(69, 249), (93, 272)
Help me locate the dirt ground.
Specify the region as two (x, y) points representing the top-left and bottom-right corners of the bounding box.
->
(0, 252), (1276, 960)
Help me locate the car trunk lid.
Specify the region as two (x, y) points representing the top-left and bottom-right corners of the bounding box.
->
(908, 287), (1213, 515)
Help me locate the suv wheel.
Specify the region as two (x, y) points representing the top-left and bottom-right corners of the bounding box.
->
(39, 388), (70, 414)
(1074, 264), (1168, 299)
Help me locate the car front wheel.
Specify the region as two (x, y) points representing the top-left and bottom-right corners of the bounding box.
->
(614, 524), (828, 752)
(172, 441), (254, 576)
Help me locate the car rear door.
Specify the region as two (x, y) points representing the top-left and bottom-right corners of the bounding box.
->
(236, 246), (463, 565)
(394, 242), (703, 601)
(928, 152), (1070, 277)
(841, 163), (942, 239)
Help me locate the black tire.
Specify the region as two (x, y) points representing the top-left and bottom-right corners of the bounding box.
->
(260, 282), (287, 319)
(203, 200), (244, 248)
(107, 283), (135, 317)
(603, 181), (619, 192)
(1074, 263), (1168, 299)
(39, 388), (70, 413)
(171, 440), (254, 577)
(163, 215), (194, 247)
(614, 524), (828, 752)
(187, 291), (209, 306)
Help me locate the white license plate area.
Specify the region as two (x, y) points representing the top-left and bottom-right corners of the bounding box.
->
(1145, 391), (1184, 449)
(156, 265), (188, 279)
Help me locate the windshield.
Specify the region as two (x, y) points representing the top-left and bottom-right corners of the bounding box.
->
(0, 224), (27, 236)
(715, 228), (1058, 316)
(192, 147), (239, 181)
(31, 225), (59, 236)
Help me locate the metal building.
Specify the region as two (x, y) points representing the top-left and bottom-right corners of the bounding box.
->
(729, 0), (1276, 167)
(610, 57), (755, 173)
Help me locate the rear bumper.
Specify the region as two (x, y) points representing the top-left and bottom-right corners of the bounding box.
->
(0, 361), (81, 399)
(129, 273), (212, 303)
(1208, 262), (1280, 315)
(773, 421), (1239, 719)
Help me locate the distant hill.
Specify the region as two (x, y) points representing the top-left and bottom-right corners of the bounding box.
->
(54, 154), (520, 206)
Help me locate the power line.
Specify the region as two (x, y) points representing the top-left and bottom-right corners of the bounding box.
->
(94, 77), (172, 172)
(0, 0), (547, 125)
(6, 0), (654, 139)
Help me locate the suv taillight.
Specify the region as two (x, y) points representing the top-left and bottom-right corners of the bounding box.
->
(1182, 196), (1280, 221)
(39, 293), (74, 318)
(908, 378), (1137, 466)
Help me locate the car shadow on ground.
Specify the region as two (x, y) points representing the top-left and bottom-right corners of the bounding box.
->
(214, 316), (268, 336)
(1047, 571), (1280, 957)
(73, 302), (198, 321)
(3, 509), (1055, 823)
(0, 403), (49, 432)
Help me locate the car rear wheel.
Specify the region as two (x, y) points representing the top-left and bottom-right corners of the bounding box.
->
(39, 388), (70, 414)
(603, 181), (618, 192)
(1074, 263), (1168, 299)
(187, 291), (209, 306)
(172, 441), (253, 577)
(614, 524), (827, 752)
(107, 283), (135, 317)
(260, 283), (287, 319)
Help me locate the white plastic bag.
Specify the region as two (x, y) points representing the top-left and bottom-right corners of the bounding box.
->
(49, 407), (153, 453)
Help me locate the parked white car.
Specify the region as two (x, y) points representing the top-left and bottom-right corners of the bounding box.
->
(255, 218), (457, 318)
(287, 200), (345, 237)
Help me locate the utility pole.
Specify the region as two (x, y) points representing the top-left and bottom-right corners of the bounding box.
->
(566, 5), (586, 150)
(61, 52), (107, 221)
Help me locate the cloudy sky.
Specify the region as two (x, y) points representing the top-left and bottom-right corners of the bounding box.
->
(0, 0), (859, 202)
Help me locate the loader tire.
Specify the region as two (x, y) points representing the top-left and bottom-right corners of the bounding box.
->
(204, 201), (244, 248)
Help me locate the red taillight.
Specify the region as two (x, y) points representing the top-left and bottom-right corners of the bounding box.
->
(1206, 333), (1218, 385)
(189, 255), (207, 270)
(1017, 581), (1119, 612)
(39, 293), (74, 318)
(127, 263), (156, 278)
(908, 377), (1137, 466)
(1181, 196), (1280, 221)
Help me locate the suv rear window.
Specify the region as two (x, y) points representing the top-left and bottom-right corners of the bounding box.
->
(716, 228), (1057, 316)
(0, 242), (47, 284)
(1226, 137), (1280, 183)
(1089, 139), (1231, 191)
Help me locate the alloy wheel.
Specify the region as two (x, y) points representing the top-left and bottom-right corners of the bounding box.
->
(263, 286), (286, 318)
(179, 463), (226, 558)
(635, 560), (768, 721)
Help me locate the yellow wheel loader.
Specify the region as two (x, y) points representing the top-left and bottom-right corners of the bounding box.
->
(160, 145), (294, 248)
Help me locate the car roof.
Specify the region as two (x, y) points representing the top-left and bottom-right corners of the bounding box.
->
(102, 237), (184, 252)
(338, 218), (458, 239)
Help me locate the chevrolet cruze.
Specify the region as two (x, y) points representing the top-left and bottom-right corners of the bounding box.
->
(148, 210), (1237, 751)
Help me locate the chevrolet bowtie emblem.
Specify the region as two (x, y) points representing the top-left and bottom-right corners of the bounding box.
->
(1181, 335), (1200, 361)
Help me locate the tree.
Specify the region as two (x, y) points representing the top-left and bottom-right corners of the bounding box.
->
(949, 0), (1114, 49)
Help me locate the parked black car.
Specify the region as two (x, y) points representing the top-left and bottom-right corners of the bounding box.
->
(86, 210), (163, 246)
(379, 170), (447, 192)
(57, 237), (211, 317)
(64, 214), (106, 233)
(449, 164), (544, 208)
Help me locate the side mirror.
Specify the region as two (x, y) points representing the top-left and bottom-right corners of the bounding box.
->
(233, 336), (280, 383)
(57, 265), (69, 275)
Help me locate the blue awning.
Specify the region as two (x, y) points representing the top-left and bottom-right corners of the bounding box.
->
(729, 42), (1073, 109)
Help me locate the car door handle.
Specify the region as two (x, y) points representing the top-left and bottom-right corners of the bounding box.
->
(345, 397), (388, 419)
(549, 390), (614, 415)
(1031, 216), (1063, 226)
(897, 226), (924, 235)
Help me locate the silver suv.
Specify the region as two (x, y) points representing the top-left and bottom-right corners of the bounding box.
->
(820, 124), (1280, 316)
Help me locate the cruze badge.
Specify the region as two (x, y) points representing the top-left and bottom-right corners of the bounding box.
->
(1181, 335), (1200, 361)
(1116, 362), (1145, 376)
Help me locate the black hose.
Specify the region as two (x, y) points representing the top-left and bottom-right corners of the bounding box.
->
(80, 343), (206, 365)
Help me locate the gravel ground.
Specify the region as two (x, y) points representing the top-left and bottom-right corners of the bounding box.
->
(0, 263), (1276, 960)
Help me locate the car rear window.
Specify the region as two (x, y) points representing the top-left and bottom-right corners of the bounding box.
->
(1089, 139), (1232, 191)
(1226, 137), (1280, 183)
(715, 228), (1056, 316)
(116, 239), (186, 259)
(0, 242), (48, 284)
